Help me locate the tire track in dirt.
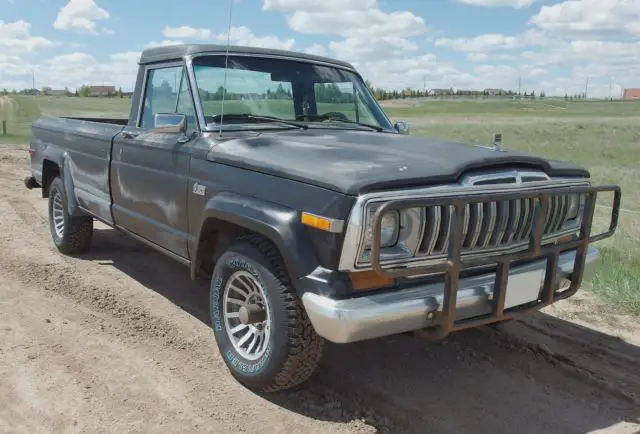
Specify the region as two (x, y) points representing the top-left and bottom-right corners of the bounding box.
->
(2, 152), (640, 433)
(0, 185), (402, 433)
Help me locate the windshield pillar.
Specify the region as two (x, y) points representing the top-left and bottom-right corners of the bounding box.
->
(184, 55), (207, 131)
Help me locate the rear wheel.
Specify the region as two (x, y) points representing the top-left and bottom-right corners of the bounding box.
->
(48, 177), (93, 254)
(210, 235), (324, 392)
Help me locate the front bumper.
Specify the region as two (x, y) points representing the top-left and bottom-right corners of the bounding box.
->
(302, 247), (599, 344)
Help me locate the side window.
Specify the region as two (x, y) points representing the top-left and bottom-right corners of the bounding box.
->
(140, 66), (182, 129)
(176, 69), (197, 132)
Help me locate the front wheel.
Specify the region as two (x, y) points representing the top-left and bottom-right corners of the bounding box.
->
(209, 236), (324, 392)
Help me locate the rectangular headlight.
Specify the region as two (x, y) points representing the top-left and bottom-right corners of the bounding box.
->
(363, 208), (400, 248)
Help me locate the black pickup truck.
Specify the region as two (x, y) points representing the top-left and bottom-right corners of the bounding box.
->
(24, 44), (620, 392)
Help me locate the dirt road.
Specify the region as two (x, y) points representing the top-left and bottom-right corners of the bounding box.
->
(1, 144), (639, 433)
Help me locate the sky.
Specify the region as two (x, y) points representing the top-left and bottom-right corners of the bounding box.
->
(1, 0), (639, 97)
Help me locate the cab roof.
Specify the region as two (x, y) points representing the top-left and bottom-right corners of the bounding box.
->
(139, 44), (355, 70)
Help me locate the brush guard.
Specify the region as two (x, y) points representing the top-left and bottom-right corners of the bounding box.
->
(370, 184), (621, 339)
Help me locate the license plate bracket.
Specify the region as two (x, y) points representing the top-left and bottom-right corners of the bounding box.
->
(504, 269), (545, 309)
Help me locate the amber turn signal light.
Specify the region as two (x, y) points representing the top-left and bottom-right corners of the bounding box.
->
(349, 270), (393, 292)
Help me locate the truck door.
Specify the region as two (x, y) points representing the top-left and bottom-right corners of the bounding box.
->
(110, 63), (197, 259)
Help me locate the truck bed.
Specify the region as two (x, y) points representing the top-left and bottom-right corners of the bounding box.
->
(30, 116), (127, 225)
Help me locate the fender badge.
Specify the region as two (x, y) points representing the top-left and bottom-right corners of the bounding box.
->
(192, 183), (206, 196)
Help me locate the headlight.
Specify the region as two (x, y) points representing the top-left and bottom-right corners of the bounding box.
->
(363, 209), (400, 248)
(567, 194), (585, 220)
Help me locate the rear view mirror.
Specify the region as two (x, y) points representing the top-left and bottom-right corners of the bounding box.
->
(394, 121), (410, 135)
(153, 113), (187, 133)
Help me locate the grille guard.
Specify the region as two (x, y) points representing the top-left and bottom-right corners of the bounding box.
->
(369, 183), (621, 339)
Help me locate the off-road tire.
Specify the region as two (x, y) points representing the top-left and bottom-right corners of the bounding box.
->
(48, 177), (93, 254)
(209, 235), (324, 392)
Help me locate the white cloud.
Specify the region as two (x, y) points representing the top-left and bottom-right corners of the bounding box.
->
(213, 26), (295, 50)
(54, 0), (110, 35)
(456, 0), (537, 7)
(40, 51), (138, 90)
(262, 0), (376, 12)
(467, 52), (489, 62)
(163, 26), (211, 40)
(530, 0), (640, 37)
(0, 20), (54, 53)
(0, 54), (33, 76)
(329, 35), (418, 62)
(435, 34), (522, 52)
(287, 9), (426, 38)
(146, 40), (184, 48)
(160, 24), (295, 50)
(304, 43), (327, 56)
(261, 0), (426, 65)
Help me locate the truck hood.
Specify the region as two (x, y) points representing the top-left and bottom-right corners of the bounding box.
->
(207, 128), (589, 195)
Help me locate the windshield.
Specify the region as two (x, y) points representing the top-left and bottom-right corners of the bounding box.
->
(191, 55), (393, 131)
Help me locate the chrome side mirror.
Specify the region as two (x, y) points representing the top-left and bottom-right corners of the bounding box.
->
(394, 121), (410, 135)
(152, 113), (187, 134)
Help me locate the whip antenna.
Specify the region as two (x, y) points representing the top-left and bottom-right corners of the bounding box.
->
(219, 0), (234, 136)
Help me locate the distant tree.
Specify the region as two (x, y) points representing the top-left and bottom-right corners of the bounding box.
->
(1, 88), (7, 95)
(564, 93), (568, 100)
(64, 87), (73, 97)
(79, 85), (90, 97)
(75, 89), (79, 97)
(118, 86), (124, 98)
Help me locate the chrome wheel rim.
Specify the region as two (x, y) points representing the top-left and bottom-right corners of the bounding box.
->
(223, 270), (271, 360)
(52, 191), (65, 239)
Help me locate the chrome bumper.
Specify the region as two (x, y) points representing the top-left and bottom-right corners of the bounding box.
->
(302, 247), (599, 344)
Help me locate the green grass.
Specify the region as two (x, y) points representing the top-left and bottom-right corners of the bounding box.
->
(383, 98), (640, 118)
(1, 95), (638, 314)
(0, 95), (131, 144)
(381, 100), (640, 315)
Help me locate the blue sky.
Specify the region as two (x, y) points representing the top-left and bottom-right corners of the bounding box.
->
(1, 0), (639, 97)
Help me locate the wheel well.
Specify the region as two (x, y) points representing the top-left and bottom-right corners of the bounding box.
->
(195, 218), (263, 278)
(42, 159), (60, 198)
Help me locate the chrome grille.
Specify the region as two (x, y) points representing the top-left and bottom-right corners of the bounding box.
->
(415, 170), (584, 257)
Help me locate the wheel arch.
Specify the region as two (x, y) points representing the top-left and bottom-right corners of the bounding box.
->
(41, 150), (82, 217)
(191, 192), (319, 292)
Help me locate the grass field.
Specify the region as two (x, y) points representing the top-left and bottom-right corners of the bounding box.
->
(1, 95), (638, 314)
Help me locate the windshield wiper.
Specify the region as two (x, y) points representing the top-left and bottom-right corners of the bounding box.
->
(298, 114), (383, 132)
(210, 113), (308, 130)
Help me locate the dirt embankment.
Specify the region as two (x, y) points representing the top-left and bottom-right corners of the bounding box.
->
(1, 145), (638, 433)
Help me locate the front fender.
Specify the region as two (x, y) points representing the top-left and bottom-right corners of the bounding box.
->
(191, 191), (320, 289)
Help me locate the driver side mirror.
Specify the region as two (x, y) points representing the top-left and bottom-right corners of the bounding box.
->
(394, 121), (410, 135)
(152, 113), (187, 134)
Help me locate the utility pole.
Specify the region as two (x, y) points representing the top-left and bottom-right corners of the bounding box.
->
(608, 77), (613, 101)
(517, 76), (521, 103)
(32, 69), (35, 91)
(584, 76), (589, 100)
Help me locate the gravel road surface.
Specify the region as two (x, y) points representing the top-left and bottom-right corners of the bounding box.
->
(1, 145), (638, 433)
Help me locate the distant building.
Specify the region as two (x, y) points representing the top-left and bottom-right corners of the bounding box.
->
(428, 88), (450, 96)
(42, 87), (66, 96)
(623, 88), (640, 100)
(88, 86), (116, 97)
(484, 88), (505, 96)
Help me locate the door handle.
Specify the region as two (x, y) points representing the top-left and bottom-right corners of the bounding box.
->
(122, 131), (139, 139)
